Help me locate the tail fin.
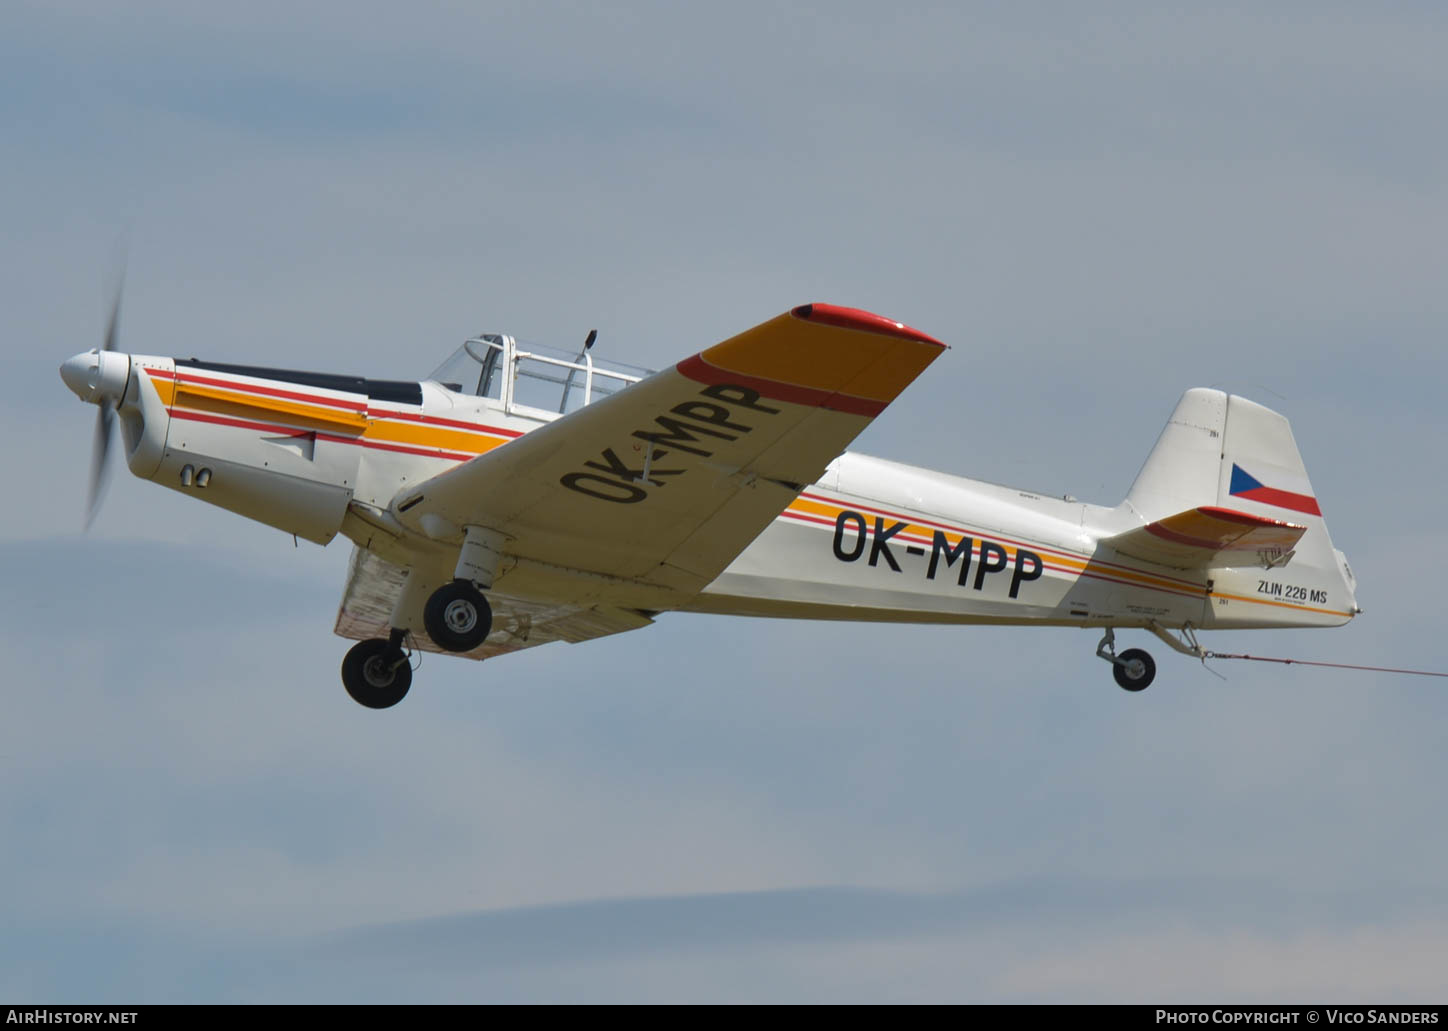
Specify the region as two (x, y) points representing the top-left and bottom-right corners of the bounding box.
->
(1122, 389), (1358, 627)
(1124, 388), (1230, 523)
(1126, 389), (1321, 524)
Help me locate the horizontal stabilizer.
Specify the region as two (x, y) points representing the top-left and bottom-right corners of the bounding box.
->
(1104, 506), (1307, 570)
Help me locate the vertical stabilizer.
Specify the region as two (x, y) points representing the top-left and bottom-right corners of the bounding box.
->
(1123, 388), (1228, 522)
(1120, 389), (1357, 627)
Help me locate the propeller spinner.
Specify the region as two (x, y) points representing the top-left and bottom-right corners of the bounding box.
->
(60, 289), (131, 530)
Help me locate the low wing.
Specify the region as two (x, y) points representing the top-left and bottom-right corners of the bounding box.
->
(335, 546), (654, 660)
(1104, 506), (1307, 570)
(392, 304), (946, 612)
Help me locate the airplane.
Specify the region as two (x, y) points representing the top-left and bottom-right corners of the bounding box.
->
(60, 299), (1360, 708)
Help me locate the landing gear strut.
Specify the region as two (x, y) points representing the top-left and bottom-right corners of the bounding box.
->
(1096, 628), (1156, 692)
(339, 527), (504, 709)
(341, 629), (412, 709)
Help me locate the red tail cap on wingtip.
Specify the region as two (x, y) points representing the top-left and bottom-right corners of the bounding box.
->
(791, 303), (946, 348)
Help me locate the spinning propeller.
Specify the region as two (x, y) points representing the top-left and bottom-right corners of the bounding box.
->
(60, 280), (131, 530)
(88, 289), (122, 529)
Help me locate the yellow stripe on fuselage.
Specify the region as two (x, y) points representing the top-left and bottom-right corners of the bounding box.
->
(155, 371), (513, 456)
(785, 495), (1197, 595)
(174, 382), (367, 433)
(362, 415), (508, 456)
(783, 496), (1354, 616)
(1211, 590), (1347, 618)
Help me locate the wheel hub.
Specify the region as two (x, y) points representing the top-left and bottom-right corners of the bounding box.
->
(362, 654), (396, 688)
(443, 598), (479, 633)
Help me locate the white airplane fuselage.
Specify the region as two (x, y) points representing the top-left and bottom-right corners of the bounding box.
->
(66, 346), (1358, 641)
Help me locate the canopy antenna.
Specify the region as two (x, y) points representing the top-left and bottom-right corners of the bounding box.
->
(558, 329), (599, 414)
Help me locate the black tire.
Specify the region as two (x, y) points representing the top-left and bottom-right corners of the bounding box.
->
(423, 579), (493, 652)
(341, 639), (413, 709)
(1112, 648), (1156, 692)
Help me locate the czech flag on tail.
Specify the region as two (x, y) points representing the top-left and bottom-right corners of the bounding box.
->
(1229, 464), (1321, 517)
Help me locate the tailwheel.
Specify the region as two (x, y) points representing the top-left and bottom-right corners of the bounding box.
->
(1096, 628), (1157, 693)
(423, 579), (493, 652)
(1112, 648), (1156, 692)
(342, 638), (413, 709)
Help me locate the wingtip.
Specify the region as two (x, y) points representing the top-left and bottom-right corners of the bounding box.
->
(790, 303), (946, 349)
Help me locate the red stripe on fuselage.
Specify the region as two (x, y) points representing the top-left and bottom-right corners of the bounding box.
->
(169, 408), (479, 462)
(163, 368), (367, 411)
(776, 508), (1207, 602)
(152, 368), (524, 440)
(795, 491), (1204, 590)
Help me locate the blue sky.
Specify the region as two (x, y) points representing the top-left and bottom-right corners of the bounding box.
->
(3, 1), (1446, 1002)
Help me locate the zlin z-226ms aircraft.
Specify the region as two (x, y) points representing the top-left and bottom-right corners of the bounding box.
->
(61, 301), (1360, 709)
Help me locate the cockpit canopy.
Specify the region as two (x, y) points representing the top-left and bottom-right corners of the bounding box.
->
(428, 334), (653, 418)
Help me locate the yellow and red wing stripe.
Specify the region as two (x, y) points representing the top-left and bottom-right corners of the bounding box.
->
(677, 304), (946, 416)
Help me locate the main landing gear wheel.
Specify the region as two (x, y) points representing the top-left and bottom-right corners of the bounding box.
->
(1112, 648), (1156, 692)
(341, 639), (413, 709)
(423, 579), (493, 652)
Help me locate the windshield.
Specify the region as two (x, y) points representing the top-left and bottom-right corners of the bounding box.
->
(427, 334), (654, 415)
(429, 335), (506, 399)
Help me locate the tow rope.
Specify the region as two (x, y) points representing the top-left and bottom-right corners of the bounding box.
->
(1202, 652), (1448, 678)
